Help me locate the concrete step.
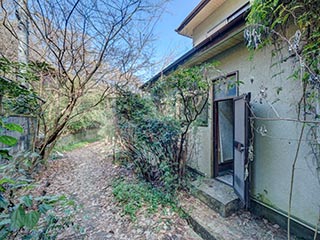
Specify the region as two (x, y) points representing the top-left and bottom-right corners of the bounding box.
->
(179, 192), (289, 240)
(191, 178), (240, 217)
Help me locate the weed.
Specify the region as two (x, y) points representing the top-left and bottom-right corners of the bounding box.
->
(54, 137), (102, 153)
(112, 178), (178, 221)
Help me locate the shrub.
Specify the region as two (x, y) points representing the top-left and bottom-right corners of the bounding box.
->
(114, 91), (181, 193)
(0, 119), (79, 239)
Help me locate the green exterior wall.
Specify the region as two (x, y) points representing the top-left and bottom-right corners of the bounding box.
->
(188, 42), (320, 229)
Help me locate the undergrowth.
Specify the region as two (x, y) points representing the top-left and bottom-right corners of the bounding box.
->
(112, 178), (184, 221)
(0, 119), (81, 239)
(54, 137), (102, 153)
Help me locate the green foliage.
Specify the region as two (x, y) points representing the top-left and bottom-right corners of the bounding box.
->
(246, 0), (320, 158)
(0, 117), (40, 175)
(246, 0), (320, 96)
(114, 64), (217, 192)
(151, 64), (212, 126)
(115, 90), (156, 122)
(150, 64), (217, 178)
(0, 58), (45, 115)
(0, 121), (22, 156)
(115, 91), (181, 190)
(0, 77), (40, 115)
(54, 137), (102, 153)
(66, 93), (109, 134)
(112, 178), (178, 220)
(0, 120), (24, 133)
(0, 190), (77, 239)
(0, 135), (18, 147)
(0, 118), (79, 239)
(0, 57), (52, 83)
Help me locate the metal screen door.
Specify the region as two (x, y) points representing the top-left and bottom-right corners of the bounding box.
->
(233, 93), (250, 208)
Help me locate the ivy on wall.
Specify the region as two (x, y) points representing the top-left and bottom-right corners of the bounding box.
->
(0, 58), (45, 115)
(0, 77), (40, 115)
(245, 0), (320, 116)
(245, 1), (320, 238)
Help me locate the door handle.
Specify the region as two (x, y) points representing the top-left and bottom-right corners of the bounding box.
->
(234, 141), (245, 152)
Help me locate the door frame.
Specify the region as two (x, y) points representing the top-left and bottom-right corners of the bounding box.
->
(233, 93), (251, 208)
(212, 71), (239, 178)
(212, 97), (235, 179)
(212, 93), (251, 207)
(211, 72), (251, 208)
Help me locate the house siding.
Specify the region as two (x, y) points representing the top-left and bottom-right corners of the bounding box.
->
(193, 0), (248, 46)
(189, 42), (320, 228)
(187, 127), (212, 177)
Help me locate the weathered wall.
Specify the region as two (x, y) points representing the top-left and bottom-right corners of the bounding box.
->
(189, 41), (320, 228)
(0, 116), (38, 153)
(187, 126), (212, 177)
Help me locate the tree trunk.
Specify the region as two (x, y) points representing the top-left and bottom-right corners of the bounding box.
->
(16, 0), (29, 84)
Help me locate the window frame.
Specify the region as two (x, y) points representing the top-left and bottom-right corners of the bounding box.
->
(212, 71), (239, 101)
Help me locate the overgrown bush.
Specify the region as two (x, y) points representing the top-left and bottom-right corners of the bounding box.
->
(114, 91), (181, 193)
(151, 65), (212, 178)
(114, 65), (215, 193)
(66, 93), (110, 135)
(0, 75), (40, 116)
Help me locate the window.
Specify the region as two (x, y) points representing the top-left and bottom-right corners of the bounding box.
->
(213, 72), (238, 100)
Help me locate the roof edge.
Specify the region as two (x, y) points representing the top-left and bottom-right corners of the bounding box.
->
(141, 6), (249, 90)
(176, 0), (211, 33)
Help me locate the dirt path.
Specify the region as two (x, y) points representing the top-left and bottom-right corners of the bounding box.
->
(38, 142), (201, 240)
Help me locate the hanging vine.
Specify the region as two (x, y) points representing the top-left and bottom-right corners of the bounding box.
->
(245, 0), (320, 238)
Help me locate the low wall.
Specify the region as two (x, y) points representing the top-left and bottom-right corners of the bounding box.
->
(0, 115), (38, 154)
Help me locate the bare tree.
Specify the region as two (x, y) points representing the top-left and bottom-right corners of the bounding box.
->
(1, 0), (167, 159)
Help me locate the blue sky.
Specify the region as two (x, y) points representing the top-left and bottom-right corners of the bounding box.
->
(151, 0), (199, 73)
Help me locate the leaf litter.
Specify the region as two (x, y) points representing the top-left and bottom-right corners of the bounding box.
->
(34, 141), (201, 240)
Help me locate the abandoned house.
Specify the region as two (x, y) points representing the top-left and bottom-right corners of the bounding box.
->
(144, 0), (320, 238)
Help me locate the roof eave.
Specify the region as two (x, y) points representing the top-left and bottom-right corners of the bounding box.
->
(176, 0), (211, 35)
(141, 8), (248, 90)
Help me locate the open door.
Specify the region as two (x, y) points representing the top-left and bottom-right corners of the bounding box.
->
(233, 93), (251, 208)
